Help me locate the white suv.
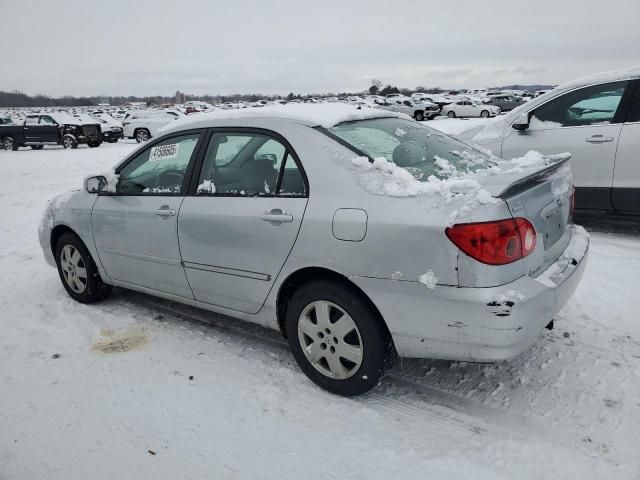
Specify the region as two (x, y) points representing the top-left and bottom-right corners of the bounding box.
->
(459, 66), (640, 213)
(122, 110), (184, 142)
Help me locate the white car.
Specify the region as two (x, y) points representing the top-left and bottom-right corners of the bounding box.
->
(122, 110), (185, 142)
(458, 66), (640, 213)
(442, 100), (500, 118)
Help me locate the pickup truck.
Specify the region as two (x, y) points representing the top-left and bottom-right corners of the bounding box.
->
(0, 113), (102, 151)
(375, 99), (440, 121)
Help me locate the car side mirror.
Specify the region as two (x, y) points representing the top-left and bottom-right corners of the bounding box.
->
(512, 113), (530, 131)
(85, 175), (107, 193)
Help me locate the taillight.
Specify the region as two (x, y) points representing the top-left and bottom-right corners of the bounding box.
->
(571, 186), (576, 214)
(445, 218), (537, 265)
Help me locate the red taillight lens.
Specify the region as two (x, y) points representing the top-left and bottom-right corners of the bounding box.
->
(445, 218), (537, 265)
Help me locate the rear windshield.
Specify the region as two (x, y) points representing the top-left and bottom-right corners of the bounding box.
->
(327, 117), (493, 180)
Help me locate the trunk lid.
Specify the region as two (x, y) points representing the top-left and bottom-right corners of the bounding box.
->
(483, 157), (574, 276)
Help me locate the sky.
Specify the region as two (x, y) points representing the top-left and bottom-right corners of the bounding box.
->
(3, 0), (639, 97)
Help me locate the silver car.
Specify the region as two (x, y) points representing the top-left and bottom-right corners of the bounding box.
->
(39, 104), (589, 396)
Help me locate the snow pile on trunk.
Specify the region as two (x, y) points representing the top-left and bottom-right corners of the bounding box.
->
(350, 156), (498, 206)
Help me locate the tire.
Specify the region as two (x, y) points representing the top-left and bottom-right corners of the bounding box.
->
(285, 280), (396, 396)
(414, 111), (424, 121)
(480, 110), (490, 118)
(135, 129), (150, 143)
(4, 136), (18, 151)
(30, 145), (44, 150)
(55, 232), (112, 303)
(88, 141), (100, 148)
(62, 135), (77, 149)
(447, 111), (456, 118)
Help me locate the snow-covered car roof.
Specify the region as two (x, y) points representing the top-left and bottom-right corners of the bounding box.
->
(161, 103), (408, 135)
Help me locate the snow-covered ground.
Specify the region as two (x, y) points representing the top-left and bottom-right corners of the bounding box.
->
(1, 139), (639, 479)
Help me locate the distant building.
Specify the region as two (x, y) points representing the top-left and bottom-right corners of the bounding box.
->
(176, 90), (186, 104)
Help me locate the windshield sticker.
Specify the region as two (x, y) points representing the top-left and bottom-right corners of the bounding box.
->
(150, 143), (180, 162)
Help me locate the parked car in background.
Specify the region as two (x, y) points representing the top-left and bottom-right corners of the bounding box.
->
(40, 104), (588, 396)
(87, 113), (124, 143)
(0, 113), (102, 150)
(458, 66), (640, 213)
(122, 109), (185, 142)
(442, 100), (500, 118)
(485, 94), (526, 111)
(376, 99), (438, 120)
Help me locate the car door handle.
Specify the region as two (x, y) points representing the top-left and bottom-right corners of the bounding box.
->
(585, 135), (614, 143)
(155, 206), (176, 217)
(261, 209), (293, 224)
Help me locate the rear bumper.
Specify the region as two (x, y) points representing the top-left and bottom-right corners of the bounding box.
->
(352, 225), (589, 361)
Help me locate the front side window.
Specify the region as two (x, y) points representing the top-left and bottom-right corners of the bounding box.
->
(532, 81), (628, 127)
(40, 116), (56, 125)
(196, 132), (306, 196)
(116, 133), (200, 194)
(327, 118), (493, 180)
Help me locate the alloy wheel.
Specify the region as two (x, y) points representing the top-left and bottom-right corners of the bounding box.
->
(297, 300), (364, 380)
(59, 244), (87, 294)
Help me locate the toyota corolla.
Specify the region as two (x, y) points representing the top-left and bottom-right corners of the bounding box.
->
(39, 104), (588, 396)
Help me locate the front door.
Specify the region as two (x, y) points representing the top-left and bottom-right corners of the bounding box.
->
(501, 80), (632, 210)
(178, 130), (309, 314)
(92, 131), (204, 298)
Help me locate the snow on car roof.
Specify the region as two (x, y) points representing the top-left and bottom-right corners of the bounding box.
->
(556, 64), (640, 91)
(161, 103), (407, 134)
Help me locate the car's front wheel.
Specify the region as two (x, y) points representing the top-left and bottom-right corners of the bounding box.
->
(55, 232), (112, 303)
(480, 110), (490, 118)
(285, 280), (395, 396)
(62, 135), (77, 149)
(414, 111), (424, 121)
(447, 111), (456, 118)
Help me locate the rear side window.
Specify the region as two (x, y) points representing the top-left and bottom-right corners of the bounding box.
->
(532, 81), (629, 127)
(25, 116), (39, 125)
(196, 132), (306, 196)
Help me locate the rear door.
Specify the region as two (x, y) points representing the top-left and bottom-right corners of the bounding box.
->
(178, 129), (308, 314)
(92, 131), (204, 298)
(501, 80), (633, 210)
(611, 80), (640, 212)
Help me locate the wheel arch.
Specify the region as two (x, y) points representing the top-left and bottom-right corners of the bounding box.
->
(50, 224), (78, 256)
(275, 266), (392, 342)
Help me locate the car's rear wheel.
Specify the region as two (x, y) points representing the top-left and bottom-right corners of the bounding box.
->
(55, 232), (112, 303)
(62, 135), (77, 149)
(88, 141), (100, 148)
(447, 111), (456, 118)
(4, 137), (18, 151)
(414, 111), (424, 121)
(481, 110), (490, 118)
(135, 129), (150, 143)
(285, 280), (395, 396)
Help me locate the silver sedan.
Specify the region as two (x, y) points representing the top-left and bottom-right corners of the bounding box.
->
(39, 104), (588, 396)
